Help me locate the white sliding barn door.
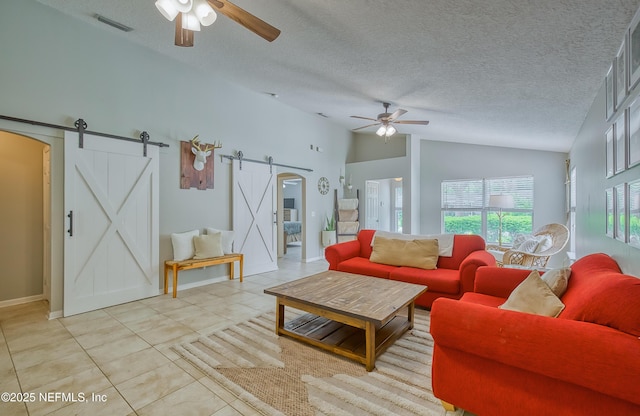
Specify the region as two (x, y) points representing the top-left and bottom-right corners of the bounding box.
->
(232, 160), (277, 275)
(64, 132), (159, 316)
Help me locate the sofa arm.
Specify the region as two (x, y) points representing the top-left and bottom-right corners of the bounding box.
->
(430, 298), (640, 405)
(458, 250), (496, 294)
(324, 239), (361, 270)
(474, 266), (531, 298)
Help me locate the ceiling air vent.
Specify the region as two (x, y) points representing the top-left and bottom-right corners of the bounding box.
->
(94, 14), (133, 32)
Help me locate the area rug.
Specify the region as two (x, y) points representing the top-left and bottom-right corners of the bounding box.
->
(172, 309), (461, 416)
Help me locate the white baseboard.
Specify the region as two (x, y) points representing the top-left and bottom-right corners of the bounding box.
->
(171, 275), (230, 292)
(0, 294), (43, 309)
(48, 310), (63, 320)
(303, 256), (324, 263)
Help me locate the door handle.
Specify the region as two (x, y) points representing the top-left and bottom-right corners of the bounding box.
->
(67, 211), (73, 236)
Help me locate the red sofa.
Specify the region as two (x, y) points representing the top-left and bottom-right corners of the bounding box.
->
(430, 253), (640, 415)
(324, 229), (495, 308)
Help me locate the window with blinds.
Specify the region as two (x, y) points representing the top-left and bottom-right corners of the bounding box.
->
(441, 176), (534, 245)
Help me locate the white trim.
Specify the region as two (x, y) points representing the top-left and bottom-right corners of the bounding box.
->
(0, 294), (43, 309)
(168, 275), (232, 293)
(48, 310), (63, 320)
(304, 255), (324, 263)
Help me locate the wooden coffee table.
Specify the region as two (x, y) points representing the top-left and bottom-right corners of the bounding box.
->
(264, 270), (428, 371)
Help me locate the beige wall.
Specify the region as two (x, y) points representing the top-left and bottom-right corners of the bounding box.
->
(347, 133), (406, 163)
(0, 132), (46, 301)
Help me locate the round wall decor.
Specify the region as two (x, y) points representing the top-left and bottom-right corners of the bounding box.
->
(318, 177), (330, 195)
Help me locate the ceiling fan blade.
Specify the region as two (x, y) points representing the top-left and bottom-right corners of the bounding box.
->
(352, 123), (380, 131)
(388, 108), (408, 121)
(208, 0), (281, 42)
(350, 115), (378, 121)
(394, 120), (430, 125)
(174, 15), (194, 47)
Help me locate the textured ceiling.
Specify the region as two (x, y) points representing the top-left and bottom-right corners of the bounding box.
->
(37, 0), (640, 151)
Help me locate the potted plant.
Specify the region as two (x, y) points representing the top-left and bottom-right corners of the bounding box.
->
(322, 213), (336, 246)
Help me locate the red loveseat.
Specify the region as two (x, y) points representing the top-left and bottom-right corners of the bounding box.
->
(324, 229), (495, 308)
(430, 253), (640, 415)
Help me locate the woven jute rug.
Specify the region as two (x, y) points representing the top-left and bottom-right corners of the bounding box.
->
(172, 309), (461, 416)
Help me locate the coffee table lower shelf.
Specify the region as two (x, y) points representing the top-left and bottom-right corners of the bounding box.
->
(277, 311), (412, 371)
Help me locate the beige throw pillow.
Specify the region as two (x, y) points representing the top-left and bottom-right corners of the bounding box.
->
(499, 270), (565, 317)
(193, 233), (224, 259)
(540, 267), (571, 298)
(369, 237), (439, 270)
(206, 228), (235, 254)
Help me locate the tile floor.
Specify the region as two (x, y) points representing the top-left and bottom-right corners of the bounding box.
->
(0, 250), (327, 416)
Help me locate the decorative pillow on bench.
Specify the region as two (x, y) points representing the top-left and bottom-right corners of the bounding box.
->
(170, 229), (200, 261)
(206, 228), (235, 254)
(369, 236), (439, 270)
(194, 232), (224, 259)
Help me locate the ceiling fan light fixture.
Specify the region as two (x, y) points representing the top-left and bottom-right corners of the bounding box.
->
(159, 0), (281, 45)
(155, 0), (180, 21)
(174, 14), (194, 46)
(194, 0), (217, 26)
(175, 0), (194, 12)
(376, 125), (386, 136)
(181, 12), (201, 31)
(386, 125), (396, 136)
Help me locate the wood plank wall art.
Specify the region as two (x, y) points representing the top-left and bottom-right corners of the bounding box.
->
(180, 140), (215, 190)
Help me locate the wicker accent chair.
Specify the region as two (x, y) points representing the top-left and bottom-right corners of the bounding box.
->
(487, 223), (570, 268)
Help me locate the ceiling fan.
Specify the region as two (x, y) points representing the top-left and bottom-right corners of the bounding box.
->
(351, 102), (429, 140)
(155, 0), (281, 47)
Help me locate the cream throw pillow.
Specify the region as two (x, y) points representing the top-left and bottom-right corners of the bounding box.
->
(541, 267), (571, 298)
(170, 229), (200, 261)
(369, 237), (439, 270)
(206, 228), (235, 254)
(499, 270), (565, 317)
(193, 233), (224, 259)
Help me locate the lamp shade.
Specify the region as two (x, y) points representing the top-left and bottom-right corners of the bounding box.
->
(385, 125), (396, 136)
(181, 12), (201, 31)
(155, 0), (180, 21)
(174, 0), (194, 12)
(194, 0), (217, 26)
(488, 194), (515, 209)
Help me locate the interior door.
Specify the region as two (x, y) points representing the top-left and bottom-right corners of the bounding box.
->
(365, 180), (380, 229)
(233, 160), (277, 275)
(64, 132), (159, 316)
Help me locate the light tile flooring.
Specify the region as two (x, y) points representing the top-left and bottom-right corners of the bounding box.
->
(0, 251), (327, 416)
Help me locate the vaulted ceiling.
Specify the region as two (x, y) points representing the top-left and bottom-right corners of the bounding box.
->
(38, 0), (640, 151)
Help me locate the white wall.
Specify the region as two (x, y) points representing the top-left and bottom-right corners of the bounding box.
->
(0, 1), (351, 312)
(419, 140), (569, 267)
(570, 80), (640, 276)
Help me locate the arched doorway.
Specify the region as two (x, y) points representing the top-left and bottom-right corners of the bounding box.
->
(0, 131), (51, 308)
(277, 173), (306, 262)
